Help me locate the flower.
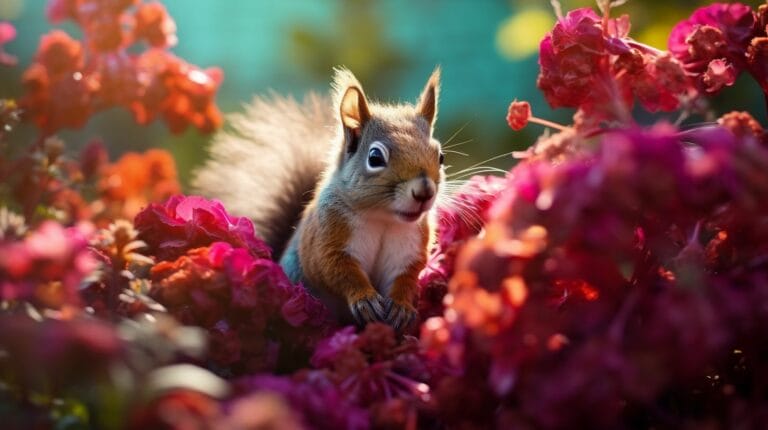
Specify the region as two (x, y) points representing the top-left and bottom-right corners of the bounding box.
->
(128, 389), (221, 430)
(22, 0), (223, 134)
(149, 241), (328, 373)
(537, 7), (696, 124)
(668, 3), (756, 93)
(418, 175), (506, 320)
(506, 100), (531, 131)
(0, 315), (124, 392)
(0, 221), (96, 309)
(35, 30), (83, 76)
(233, 372), (370, 430)
(0, 21), (17, 66)
(130, 50), (224, 134)
(98, 149), (181, 221)
(135, 195), (271, 261)
(134, 2), (177, 48)
(20, 31), (96, 132)
(423, 120), (768, 427)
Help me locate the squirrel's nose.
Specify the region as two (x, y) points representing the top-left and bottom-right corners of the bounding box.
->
(411, 178), (435, 203)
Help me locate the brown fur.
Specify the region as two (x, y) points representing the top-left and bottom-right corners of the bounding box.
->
(192, 93), (335, 257)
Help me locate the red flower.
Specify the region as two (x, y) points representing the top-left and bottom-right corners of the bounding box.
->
(134, 2), (177, 48)
(23, 0), (223, 134)
(128, 389), (220, 430)
(20, 30), (96, 132)
(35, 30), (83, 76)
(668, 3), (756, 93)
(131, 50), (224, 134)
(717, 111), (767, 144)
(135, 195), (271, 261)
(149, 242), (328, 373)
(747, 37), (768, 98)
(632, 54), (691, 112)
(85, 15), (128, 52)
(506, 100), (531, 131)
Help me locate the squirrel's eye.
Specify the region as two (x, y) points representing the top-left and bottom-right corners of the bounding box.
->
(439, 152), (445, 165)
(366, 142), (389, 172)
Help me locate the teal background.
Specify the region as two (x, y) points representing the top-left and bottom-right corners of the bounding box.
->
(1, 0), (765, 185)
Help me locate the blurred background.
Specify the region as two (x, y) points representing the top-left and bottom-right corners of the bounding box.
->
(1, 0), (766, 186)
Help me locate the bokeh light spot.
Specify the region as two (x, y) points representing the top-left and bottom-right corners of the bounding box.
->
(496, 8), (554, 60)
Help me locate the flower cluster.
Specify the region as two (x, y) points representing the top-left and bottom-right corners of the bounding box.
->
(0, 219), (95, 309)
(146, 237), (328, 374)
(669, 3), (768, 96)
(418, 175), (506, 321)
(135, 195), (272, 262)
(4, 1), (768, 429)
(422, 118), (768, 427)
(537, 7), (696, 127)
(20, 0), (222, 135)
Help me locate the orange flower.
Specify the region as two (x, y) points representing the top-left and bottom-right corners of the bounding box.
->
(98, 148), (181, 220)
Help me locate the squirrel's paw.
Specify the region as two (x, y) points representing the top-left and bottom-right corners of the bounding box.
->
(386, 301), (417, 333)
(350, 294), (390, 325)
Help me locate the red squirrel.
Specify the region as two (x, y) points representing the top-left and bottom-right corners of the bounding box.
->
(194, 68), (443, 331)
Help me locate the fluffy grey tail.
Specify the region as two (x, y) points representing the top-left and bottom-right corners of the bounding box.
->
(192, 92), (337, 259)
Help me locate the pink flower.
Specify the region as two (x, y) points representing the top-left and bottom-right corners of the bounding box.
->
(149, 241), (328, 373)
(135, 194), (271, 261)
(0, 21), (17, 66)
(702, 58), (737, 92)
(537, 7), (695, 120)
(668, 3), (756, 93)
(0, 221), (96, 309)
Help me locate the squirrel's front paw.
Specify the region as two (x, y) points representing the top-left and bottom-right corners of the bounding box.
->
(386, 300), (417, 333)
(349, 293), (391, 325)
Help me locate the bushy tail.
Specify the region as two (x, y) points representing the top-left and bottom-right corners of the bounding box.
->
(192, 92), (337, 259)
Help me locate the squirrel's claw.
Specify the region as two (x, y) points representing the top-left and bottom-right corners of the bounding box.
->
(350, 294), (389, 325)
(386, 302), (417, 333)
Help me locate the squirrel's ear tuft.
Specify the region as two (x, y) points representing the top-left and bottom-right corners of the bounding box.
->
(417, 66), (440, 128)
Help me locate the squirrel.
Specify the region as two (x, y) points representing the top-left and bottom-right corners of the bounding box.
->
(193, 68), (443, 331)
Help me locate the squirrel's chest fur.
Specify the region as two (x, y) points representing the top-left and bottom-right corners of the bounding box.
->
(345, 213), (424, 295)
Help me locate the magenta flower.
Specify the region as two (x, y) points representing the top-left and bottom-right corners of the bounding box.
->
(0, 221), (96, 309)
(233, 372), (370, 430)
(538, 7), (696, 122)
(135, 194), (271, 261)
(149, 241), (329, 373)
(668, 3), (756, 93)
(0, 21), (17, 66)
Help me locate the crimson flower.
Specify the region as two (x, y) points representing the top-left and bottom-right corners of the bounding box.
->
(506, 100), (531, 131)
(668, 3), (756, 93)
(150, 241), (328, 373)
(135, 195), (271, 261)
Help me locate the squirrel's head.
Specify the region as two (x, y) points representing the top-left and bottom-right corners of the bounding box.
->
(331, 67), (443, 223)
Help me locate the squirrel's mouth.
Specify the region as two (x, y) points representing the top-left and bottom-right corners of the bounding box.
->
(394, 210), (424, 223)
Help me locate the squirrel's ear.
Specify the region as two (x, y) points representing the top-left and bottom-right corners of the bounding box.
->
(339, 85), (371, 132)
(416, 66), (440, 128)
